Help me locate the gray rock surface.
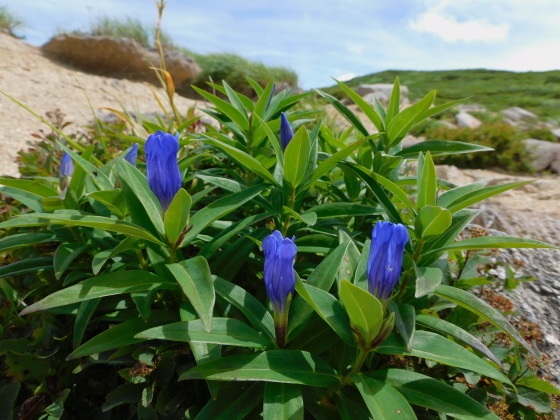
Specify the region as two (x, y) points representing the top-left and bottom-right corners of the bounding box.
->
(356, 83), (409, 106)
(455, 111), (482, 128)
(42, 34), (201, 87)
(501, 106), (538, 122)
(522, 139), (560, 172)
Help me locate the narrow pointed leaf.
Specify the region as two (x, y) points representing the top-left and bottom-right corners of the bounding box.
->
(264, 383), (304, 420)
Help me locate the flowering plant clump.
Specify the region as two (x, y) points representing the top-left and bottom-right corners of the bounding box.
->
(0, 75), (559, 419)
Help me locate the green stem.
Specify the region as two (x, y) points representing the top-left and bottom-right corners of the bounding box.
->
(324, 347), (369, 401)
(273, 307), (289, 349)
(280, 187), (296, 236)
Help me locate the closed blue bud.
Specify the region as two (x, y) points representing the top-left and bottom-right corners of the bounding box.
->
(145, 131), (182, 212)
(124, 143), (138, 166)
(367, 221), (409, 300)
(280, 112), (294, 150)
(262, 230), (297, 313)
(60, 152), (74, 178)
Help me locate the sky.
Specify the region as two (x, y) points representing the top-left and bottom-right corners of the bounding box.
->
(5, 0), (560, 89)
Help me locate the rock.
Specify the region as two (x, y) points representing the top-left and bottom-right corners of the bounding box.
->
(42, 34), (201, 87)
(501, 107), (538, 123)
(551, 128), (560, 140)
(522, 139), (560, 172)
(356, 83), (409, 106)
(455, 112), (482, 128)
(401, 135), (424, 149)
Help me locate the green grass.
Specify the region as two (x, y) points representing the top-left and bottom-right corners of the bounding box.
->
(322, 69), (560, 120)
(0, 6), (24, 38)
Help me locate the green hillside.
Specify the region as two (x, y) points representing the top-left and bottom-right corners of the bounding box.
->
(322, 69), (560, 120)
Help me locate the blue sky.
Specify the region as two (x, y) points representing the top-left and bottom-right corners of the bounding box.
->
(5, 0), (560, 89)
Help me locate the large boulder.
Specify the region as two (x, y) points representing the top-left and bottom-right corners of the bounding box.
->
(42, 34), (201, 86)
(355, 83), (409, 106)
(501, 106), (538, 123)
(455, 111), (482, 128)
(522, 139), (560, 172)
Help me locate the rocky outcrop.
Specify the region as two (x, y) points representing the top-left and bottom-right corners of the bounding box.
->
(356, 83), (409, 106)
(455, 111), (482, 128)
(522, 139), (560, 172)
(501, 106), (538, 123)
(42, 34), (201, 86)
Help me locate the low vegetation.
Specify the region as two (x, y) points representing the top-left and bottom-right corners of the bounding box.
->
(0, 6), (24, 38)
(323, 69), (560, 121)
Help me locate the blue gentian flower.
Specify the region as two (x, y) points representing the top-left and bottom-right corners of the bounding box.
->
(367, 221), (409, 300)
(262, 230), (297, 313)
(60, 152), (74, 177)
(124, 143), (138, 166)
(145, 131), (182, 212)
(280, 113), (294, 150)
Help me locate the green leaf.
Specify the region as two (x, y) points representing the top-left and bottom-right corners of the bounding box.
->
(163, 188), (191, 246)
(305, 203), (382, 219)
(389, 302), (415, 353)
(434, 284), (536, 355)
(255, 114), (284, 166)
(516, 376), (560, 395)
(20, 271), (176, 315)
(203, 137), (279, 186)
(307, 137), (370, 186)
(264, 383), (304, 420)
(192, 85), (250, 131)
(416, 206), (452, 239)
(335, 79), (384, 131)
(214, 277), (275, 340)
(54, 243), (89, 280)
(368, 369), (500, 420)
(383, 78), (399, 124)
(424, 236), (558, 257)
(0, 186), (43, 212)
(294, 277), (356, 347)
(284, 126), (311, 188)
(0, 383), (20, 420)
(0, 232), (55, 253)
(415, 266), (443, 298)
(396, 140), (493, 159)
(416, 314), (503, 367)
(73, 299), (100, 349)
(315, 90), (369, 137)
(87, 189), (127, 217)
(0, 178), (58, 198)
(179, 350), (340, 388)
(369, 171), (416, 216)
(180, 184), (265, 246)
(168, 257), (214, 332)
(288, 241), (354, 341)
(136, 318), (274, 348)
(339, 279), (383, 347)
(351, 373), (417, 420)
(444, 181), (533, 213)
(416, 152), (437, 209)
(68, 313), (175, 359)
(57, 141), (113, 190)
(103, 383), (146, 412)
(196, 383), (263, 420)
(376, 331), (512, 385)
(0, 257), (53, 279)
(3, 213), (164, 245)
(387, 90), (436, 145)
(283, 206), (317, 226)
(117, 160), (165, 236)
(92, 236), (139, 275)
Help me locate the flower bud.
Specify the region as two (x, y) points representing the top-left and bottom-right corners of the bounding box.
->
(262, 230), (297, 313)
(280, 113), (294, 150)
(124, 143), (138, 166)
(367, 221), (409, 300)
(145, 131), (182, 212)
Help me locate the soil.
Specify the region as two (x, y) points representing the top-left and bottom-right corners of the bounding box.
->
(0, 32), (201, 177)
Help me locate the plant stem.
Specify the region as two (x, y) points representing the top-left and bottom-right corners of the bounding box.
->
(323, 347), (369, 401)
(280, 187), (296, 235)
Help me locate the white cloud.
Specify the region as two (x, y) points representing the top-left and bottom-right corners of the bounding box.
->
(409, 10), (510, 42)
(489, 41), (560, 71)
(337, 73), (357, 82)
